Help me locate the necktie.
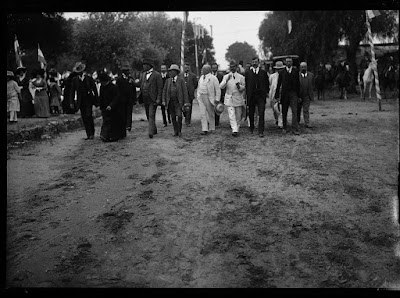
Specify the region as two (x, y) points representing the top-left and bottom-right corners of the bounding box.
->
(185, 73), (188, 77)
(203, 75), (206, 80)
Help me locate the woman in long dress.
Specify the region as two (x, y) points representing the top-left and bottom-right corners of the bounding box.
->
(29, 69), (50, 118)
(98, 70), (125, 142)
(7, 71), (21, 123)
(15, 67), (35, 117)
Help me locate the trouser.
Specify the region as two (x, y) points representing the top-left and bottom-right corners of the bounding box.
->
(144, 101), (157, 136)
(9, 111), (17, 121)
(215, 112), (220, 126)
(197, 94), (215, 132)
(271, 98), (283, 127)
(168, 99), (182, 135)
(80, 104), (95, 137)
(227, 106), (242, 133)
(248, 93), (266, 134)
(125, 98), (135, 129)
(184, 98), (194, 124)
(297, 96), (311, 125)
(156, 103), (168, 125)
(281, 91), (299, 132)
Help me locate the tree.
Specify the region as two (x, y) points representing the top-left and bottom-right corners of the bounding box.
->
(225, 42), (257, 65)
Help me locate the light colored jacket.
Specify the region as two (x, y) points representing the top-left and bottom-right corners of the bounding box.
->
(196, 73), (221, 106)
(219, 71), (245, 107)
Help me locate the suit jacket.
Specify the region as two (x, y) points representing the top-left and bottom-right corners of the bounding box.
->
(138, 70), (163, 104)
(275, 67), (300, 99)
(116, 75), (136, 104)
(180, 71), (198, 100)
(245, 68), (269, 103)
(161, 73), (170, 89)
(299, 71), (314, 100)
(212, 71), (226, 100)
(196, 74), (221, 106)
(70, 75), (99, 109)
(162, 76), (189, 108)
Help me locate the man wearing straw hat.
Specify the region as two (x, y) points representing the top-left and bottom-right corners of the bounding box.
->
(269, 60), (285, 128)
(162, 64), (189, 137)
(196, 64), (221, 135)
(135, 59), (163, 139)
(219, 60), (245, 137)
(70, 61), (99, 140)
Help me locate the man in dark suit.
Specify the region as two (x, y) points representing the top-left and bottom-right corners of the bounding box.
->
(162, 64), (189, 137)
(134, 59), (163, 138)
(70, 62), (99, 140)
(116, 62), (136, 134)
(245, 57), (269, 138)
(180, 62), (198, 126)
(298, 62), (314, 128)
(211, 62), (225, 127)
(160, 64), (171, 125)
(275, 57), (300, 135)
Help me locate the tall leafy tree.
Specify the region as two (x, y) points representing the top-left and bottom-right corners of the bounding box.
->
(225, 42), (258, 65)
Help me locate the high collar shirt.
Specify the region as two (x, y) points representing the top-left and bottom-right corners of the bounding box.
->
(251, 66), (260, 74)
(146, 68), (153, 80)
(301, 72), (308, 78)
(286, 67), (292, 74)
(161, 72), (167, 78)
(198, 73), (212, 94)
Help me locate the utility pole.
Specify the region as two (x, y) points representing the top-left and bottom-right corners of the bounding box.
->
(193, 19), (200, 77)
(181, 12), (188, 73)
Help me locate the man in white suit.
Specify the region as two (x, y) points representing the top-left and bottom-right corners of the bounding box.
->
(196, 64), (221, 135)
(219, 60), (245, 137)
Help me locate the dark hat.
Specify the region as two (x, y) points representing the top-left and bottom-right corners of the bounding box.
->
(168, 64), (180, 73)
(72, 62), (86, 73)
(121, 62), (131, 71)
(7, 71), (14, 77)
(229, 60), (237, 67)
(16, 66), (27, 73)
(142, 59), (154, 67)
(98, 70), (111, 82)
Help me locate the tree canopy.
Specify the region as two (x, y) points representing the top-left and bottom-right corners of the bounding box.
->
(225, 42), (258, 65)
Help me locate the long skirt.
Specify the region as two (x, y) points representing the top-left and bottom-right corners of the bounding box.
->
(34, 90), (51, 118)
(100, 109), (125, 142)
(19, 89), (35, 117)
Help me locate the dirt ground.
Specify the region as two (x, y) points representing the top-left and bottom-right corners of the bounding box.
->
(6, 94), (400, 288)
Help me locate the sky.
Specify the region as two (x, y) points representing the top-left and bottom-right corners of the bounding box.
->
(63, 11), (270, 70)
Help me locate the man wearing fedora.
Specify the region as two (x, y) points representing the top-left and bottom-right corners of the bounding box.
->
(70, 62), (99, 140)
(180, 62), (198, 127)
(269, 61), (285, 128)
(245, 56), (270, 138)
(162, 64), (189, 137)
(275, 57), (301, 135)
(135, 59), (163, 138)
(211, 62), (225, 127)
(116, 62), (136, 133)
(196, 64), (221, 135)
(219, 60), (245, 137)
(298, 62), (314, 128)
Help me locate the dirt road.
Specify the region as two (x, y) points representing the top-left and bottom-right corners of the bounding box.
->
(6, 97), (400, 288)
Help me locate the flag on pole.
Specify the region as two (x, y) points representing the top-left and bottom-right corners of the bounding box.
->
(200, 26), (204, 39)
(288, 20), (292, 34)
(367, 10), (381, 19)
(201, 48), (207, 65)
(38, 44), (47, 70)
(14, 35), (23, 68)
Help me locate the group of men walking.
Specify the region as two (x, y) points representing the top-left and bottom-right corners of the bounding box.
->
(70, 55), (314, 142)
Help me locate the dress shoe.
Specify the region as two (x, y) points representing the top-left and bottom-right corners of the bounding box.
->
(305, 125), (313, 128)
(154, 131), (158, 135)
(282, 129), (287, 134)
(89, 135), (94, 139)
(293, 131), (300, 135)
(186, 123), (192, 127)
(173, 133), (178, 137)
(126, 127), (131, 131)
(259, 134), (264, 138)
(200, 131), (208, 135)
(163, 124), (167, 127)
(168, 120), (172, 124)
(232, 132), (238, 137)
(84, 136), (91, 140)
(149, 134), (153, 138)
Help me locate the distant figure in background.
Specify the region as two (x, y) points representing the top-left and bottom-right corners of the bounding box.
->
(98, 70), (125, 142)
(70, 62), (99, 140)
(315, 61), (326, 100)
(159, 64), (170, 127)
(30, 69), (51, 118)
(116, 63), (136, 133)
(336, 59), (350, 99)
(180, 62), (198, 127)
(269, 61), (285, 128)
(211, 62), (225, 127)
(162, 64), (189, 137)
(7, 71), (21, 123)
(48, 76), (62, 115)
(15, 66), (34, 117)
(298, 62), (314, 128)
(196, 64), (221, 135)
